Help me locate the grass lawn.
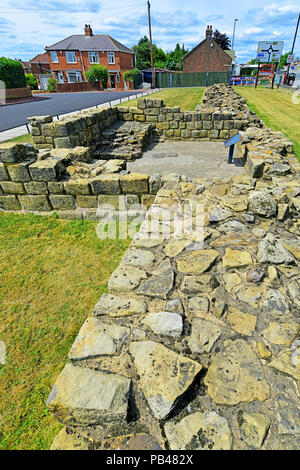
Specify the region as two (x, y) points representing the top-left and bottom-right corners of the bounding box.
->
(236, 87), (300, 160)
(0, 213), (130, 450)
(120, 87), (206, 111)
(1, 134), (33, 145)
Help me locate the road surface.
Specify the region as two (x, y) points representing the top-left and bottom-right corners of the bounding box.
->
(0, 90), (145, 132)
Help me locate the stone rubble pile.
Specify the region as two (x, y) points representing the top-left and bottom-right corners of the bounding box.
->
(94, 121), (153, 161)
(197, 83), (263, 128)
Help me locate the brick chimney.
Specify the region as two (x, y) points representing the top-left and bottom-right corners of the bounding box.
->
(84, 24), (93, 36)
(206, 25), (213, 39)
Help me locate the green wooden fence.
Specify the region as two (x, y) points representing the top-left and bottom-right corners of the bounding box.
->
(156, 71), (230, 88)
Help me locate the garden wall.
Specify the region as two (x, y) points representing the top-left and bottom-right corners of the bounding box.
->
(56, 81), (104, 93)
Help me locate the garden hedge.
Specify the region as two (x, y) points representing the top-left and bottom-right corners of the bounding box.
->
(0, 57), (27, 89)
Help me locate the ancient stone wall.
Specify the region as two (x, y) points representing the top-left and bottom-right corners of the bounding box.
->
(29, 106), (120, 150)
(30, 85), (264, 151)
(0, 143), (159, 219)
(48, 167), (300, 451)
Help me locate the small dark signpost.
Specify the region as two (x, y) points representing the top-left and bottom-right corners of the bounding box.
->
(224, 134), (243, 164)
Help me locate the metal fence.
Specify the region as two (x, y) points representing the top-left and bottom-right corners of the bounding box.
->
(156, 71), (230, 88)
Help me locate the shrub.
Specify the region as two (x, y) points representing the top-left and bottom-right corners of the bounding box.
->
(47, 77), (57, 92)
(85, 64), (109, 89)
(25, 73), (38, 90)
(0, 57), (26, 89)
(123, 68), (140, 82)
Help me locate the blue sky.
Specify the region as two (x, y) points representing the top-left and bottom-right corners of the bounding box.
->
(0, 0), (299, 63)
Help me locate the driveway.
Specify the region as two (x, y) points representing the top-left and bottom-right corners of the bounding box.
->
(0, 90), (145, 132)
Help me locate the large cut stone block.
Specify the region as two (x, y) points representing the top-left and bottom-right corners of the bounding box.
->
(91, 175), (121, 195)
(0, 163), (9, 181)
(29, 159), (64, 182)
(49, 195), (76, 210)
(68, 317), (130, 360)
(0, 143), (26, 163)
(93, 293), (147, 317)
(120, 173), (149, 194)
(18, 195), (52, 211)
(0, 195), (21, 210)
(129, 341), (202, 419)
(24, 181), (48, 195)
(6, 161), (34, 183)
(0, 181), (25, 194)
(64, 179), (91, 195)
(47, 363), (131, 426)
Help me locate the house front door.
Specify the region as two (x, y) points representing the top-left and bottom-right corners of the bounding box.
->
(58, 72), (64, 84)
(110, 74), (115, 89)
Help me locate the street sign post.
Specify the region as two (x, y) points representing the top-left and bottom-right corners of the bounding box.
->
(256, 41), (284, 63)
(287, 54), (294, 63)
(224, 134), (243, 164)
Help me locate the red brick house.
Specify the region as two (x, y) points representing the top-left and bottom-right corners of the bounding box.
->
(183, 25), (234, 73)
(45, 25), (135, 90)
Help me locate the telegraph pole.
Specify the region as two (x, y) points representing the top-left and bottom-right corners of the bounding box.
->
(232, 19), (238, 50)
(147, 1), (155, 89)
(286, 12), (300, 85)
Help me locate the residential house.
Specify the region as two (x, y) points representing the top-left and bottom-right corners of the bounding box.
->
(30, 53), (51, 90)
(183, 25), (234, 74)
(45, 25), (135, 89)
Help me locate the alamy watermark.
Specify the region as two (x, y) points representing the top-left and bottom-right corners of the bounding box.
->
(291, 88), (300, 105)
(95, 199), (205, 245)
(0, 80), (5, 105)
(0, 341), (6, 365)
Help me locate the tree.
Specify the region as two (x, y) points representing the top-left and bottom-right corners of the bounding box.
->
(25, 73), (38, 90)
(47, 77), (57, 92)
(85, 64), (109, 88)
(279, 51), (292, 68)
(165, 43), (188, 70)
(123, 68), (140, 82)
(213, 30), (231, 50)
(133, 36), (166, 70)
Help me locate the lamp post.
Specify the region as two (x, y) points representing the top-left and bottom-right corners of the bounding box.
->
(232, 18), (238, 50)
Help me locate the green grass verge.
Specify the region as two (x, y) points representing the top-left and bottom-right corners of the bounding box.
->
(1, 134), (33, 145)
(236, 87), (300, 160)
(119, 87), (206, 111)
(0, 212), (130, 449)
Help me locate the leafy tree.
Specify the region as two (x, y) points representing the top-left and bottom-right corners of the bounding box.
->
(85, 64), (109, 88)
(133, 36), (166, 69)
(165, 43), (188, 70)
(25, 73), (38, 90)
(279, 51), (292, 68)
(123, 68), (140, 82)
(46, 77), (57, 92)
(213, 30), (231, 50)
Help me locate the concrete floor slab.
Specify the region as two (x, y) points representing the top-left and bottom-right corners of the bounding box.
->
(127, 141), (246, 179)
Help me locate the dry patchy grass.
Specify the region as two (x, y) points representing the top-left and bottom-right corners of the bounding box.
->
(0, 213), (130, 449)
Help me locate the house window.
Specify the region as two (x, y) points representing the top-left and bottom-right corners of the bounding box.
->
(50, 51), (58, 63)
(65, 51), (77, 63)
(116, 72), (120, 83)
(88, 52), (99, 64)
(107, 52), (115, 64)
(67, 71), (82, 83)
